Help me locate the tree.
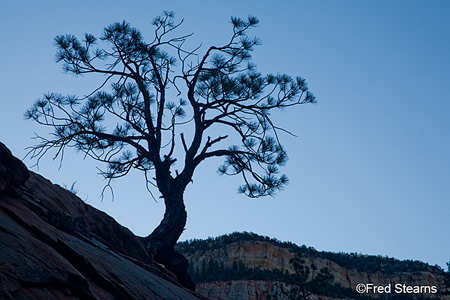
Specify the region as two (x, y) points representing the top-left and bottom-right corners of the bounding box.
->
(25, 11), (316, 289)
(444, 262), (450, 289)
(269, 255), (334, 300)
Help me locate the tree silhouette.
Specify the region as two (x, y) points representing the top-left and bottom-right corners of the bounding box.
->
(25, 11), (315, 288)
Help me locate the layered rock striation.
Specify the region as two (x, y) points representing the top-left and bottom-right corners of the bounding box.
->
(177, 233), (450, 300)
(0, 142), (205, 300)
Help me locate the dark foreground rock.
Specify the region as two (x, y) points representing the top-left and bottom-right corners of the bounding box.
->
(0, 143), (206, 300)
(0, 142), (30, 197)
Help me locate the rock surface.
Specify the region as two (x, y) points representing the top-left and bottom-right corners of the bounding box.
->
(0, 143), (205, 300)
(0, 142), (30, 197)
(196, 280), (276, 300)
(178, 237), (450, 300)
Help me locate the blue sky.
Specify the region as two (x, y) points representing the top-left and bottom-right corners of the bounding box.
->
(1, 1), (449, 269)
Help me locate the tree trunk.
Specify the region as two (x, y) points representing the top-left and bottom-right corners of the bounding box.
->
(141, 189), (195, 290)
(143, 190), (186, 253)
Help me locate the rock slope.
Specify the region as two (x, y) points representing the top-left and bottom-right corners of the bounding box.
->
(0, 142), (205, 300)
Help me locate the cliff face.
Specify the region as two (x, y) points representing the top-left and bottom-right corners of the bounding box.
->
(196, 280), (276, 300)
(177, 234), (450, 300)
(0, 142), (204, 300)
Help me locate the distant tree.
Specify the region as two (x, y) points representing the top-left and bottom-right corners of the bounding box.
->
(25, 11), (315, 288)
(444, 262), (450, 289)
(269, 255), (334, 300)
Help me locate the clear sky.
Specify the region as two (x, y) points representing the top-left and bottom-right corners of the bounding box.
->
(1, 1), (449, 269)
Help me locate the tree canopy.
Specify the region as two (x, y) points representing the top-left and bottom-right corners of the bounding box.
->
(26, 12), (315, 199)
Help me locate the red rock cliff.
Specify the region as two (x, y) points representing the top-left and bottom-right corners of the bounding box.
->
(178, 236), (449, 300)
(0, 142), (206, 300)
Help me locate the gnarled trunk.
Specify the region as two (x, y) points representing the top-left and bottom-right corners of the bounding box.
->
(141, 190), (194, 290)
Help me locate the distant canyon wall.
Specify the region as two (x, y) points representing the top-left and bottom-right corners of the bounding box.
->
(180, 239), (449, 300)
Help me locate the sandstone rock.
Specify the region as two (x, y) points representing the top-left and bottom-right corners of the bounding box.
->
(179, 238), (450, 300)
(197, 280), (277, 300)
(0, 142), (30, 197)
(0, 142), (205, 300)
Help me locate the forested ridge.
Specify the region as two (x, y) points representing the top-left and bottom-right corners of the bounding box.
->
(177, 232), (445, 275)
